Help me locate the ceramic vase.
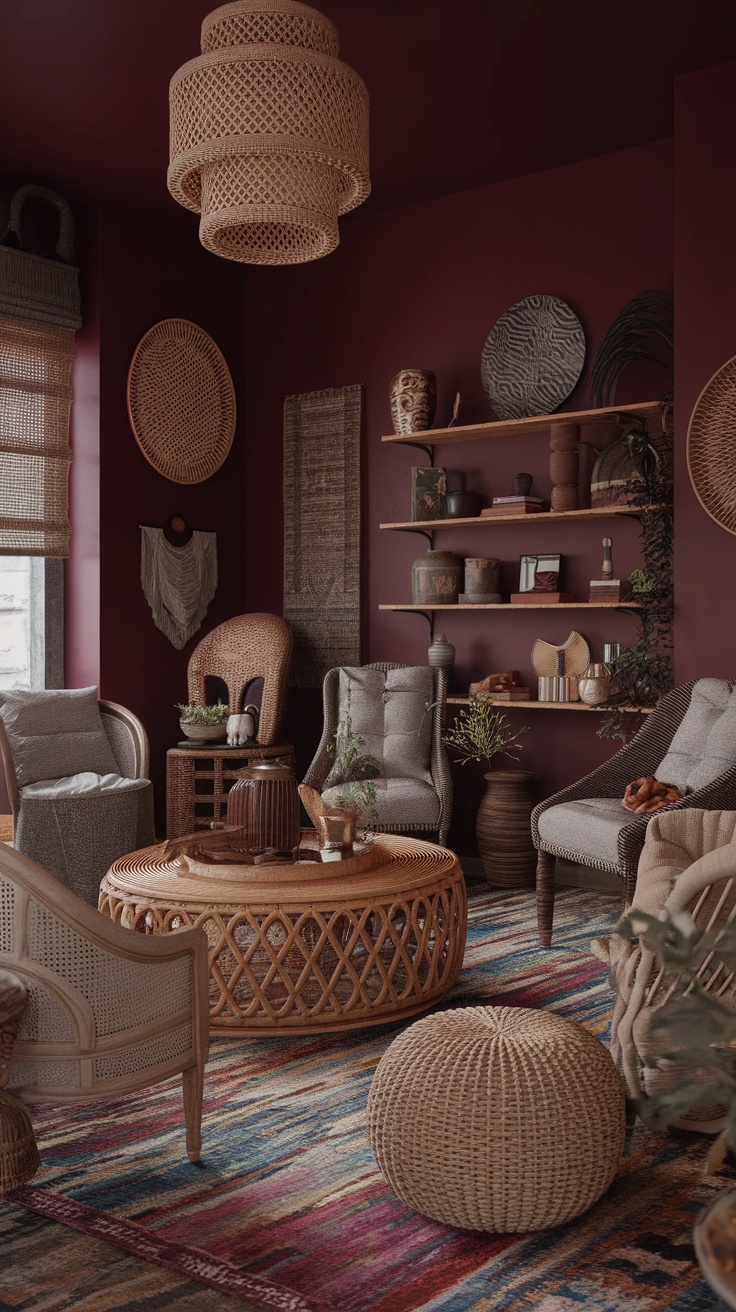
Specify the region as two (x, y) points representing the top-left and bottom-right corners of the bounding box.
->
(577, 664), (611, 706)
(390, 369), (437, 434)
(179, 720), (227, 743)
(427, 633), (455, 672)
(476, 769), (536, 888)
(411, 550), (463, 605)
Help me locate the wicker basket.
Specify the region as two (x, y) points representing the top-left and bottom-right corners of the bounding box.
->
(367, 1005), (626, 1232)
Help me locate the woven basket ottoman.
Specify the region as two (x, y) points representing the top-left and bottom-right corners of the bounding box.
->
(367, 1005), (626, 1232)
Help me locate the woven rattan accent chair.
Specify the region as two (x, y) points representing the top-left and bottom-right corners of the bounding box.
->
(0, 691), (155, 905)
(1, 843), (209, 1161)
(303, 663), (452, 846)
(187, 612), (292, 746)
(609, 808), (736, 1132)
(532, 680), (736, 946)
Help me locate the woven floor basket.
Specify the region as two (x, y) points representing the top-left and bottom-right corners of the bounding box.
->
(367, 1005), (626, 1233)
(127, 319), (236, 484)
(687, 353), (736, 535)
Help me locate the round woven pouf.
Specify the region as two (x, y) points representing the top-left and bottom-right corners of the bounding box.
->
(367, 1005), (626, 1233)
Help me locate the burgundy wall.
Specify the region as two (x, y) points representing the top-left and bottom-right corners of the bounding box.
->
(67, 206), (248, 826)
(673, 59), (736, 683)
(239, 140), (674, 854)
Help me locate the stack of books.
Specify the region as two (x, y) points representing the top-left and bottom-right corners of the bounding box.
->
(484, 686), (531, 701)
(589, 578), (622, 602)
(481, 495), (546, 517)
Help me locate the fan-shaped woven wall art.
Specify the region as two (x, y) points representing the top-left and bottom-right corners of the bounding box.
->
(531, 632), (591, 679)
(127, 319), (236, 484)
(687, 354), (736, 535)
(481, 294), (586, 421)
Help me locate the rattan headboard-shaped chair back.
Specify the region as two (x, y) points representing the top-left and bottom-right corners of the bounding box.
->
(187, 613), (292, 746)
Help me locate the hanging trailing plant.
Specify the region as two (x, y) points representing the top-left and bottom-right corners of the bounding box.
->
(590, 291), (673, 408)
(596, 417), (674, 743)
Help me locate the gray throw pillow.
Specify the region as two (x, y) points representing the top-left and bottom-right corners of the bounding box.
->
(333, 666), (434, 784)
(655, 679), (732, 792)
(0, 687), (119, 787)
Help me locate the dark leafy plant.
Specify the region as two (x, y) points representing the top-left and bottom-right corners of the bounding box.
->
(590, 291), (673, 408)
(596, 420), (674, 743)
(614, 907), (736, 1171)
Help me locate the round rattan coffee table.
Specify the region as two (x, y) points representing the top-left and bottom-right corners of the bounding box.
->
(100, 835), (467, 1037)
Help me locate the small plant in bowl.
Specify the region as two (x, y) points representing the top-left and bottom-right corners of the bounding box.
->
(628, 568), (657, 595)
(177, 700), (230, 743)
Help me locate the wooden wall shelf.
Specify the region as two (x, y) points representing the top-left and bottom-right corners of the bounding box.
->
(380, 504), (662, 532)
(380, 601), (642, 612)
(381, 400), (665, 447)
(446, 696), (653, 714)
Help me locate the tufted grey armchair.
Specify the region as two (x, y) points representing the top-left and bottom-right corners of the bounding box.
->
(303, 663), (452, 846)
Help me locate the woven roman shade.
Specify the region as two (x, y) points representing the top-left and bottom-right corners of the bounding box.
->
(0, 314), (74, 556)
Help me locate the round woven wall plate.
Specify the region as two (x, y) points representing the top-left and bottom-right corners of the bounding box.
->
(687, 353), (736, 535)
(127, 319), (236, 484)
(481, 294), (586, 421)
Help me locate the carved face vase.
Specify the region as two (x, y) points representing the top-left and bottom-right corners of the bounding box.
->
(390, 369), (437, 434)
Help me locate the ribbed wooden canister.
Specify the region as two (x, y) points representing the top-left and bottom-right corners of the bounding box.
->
(226, 762), (300, 855)
(476, 769), (536, 887)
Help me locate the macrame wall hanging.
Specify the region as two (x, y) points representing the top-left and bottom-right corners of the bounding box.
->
(140, 523), (217, 649)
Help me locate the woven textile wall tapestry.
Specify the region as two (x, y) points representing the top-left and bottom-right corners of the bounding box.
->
(283, 384), (363, 687)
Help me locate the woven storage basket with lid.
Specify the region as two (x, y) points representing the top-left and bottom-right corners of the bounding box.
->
(127, 319), (236, 484)
(367, 1004), (625, 1232)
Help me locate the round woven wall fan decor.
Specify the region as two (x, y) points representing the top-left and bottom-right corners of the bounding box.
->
(687, 353), (736, 535)
(127, 319), (236, 484)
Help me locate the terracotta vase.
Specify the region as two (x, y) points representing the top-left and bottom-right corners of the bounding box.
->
(411, 550), (463, 605)
(476, 769), (536, 888)
(390, 369), (437, 434)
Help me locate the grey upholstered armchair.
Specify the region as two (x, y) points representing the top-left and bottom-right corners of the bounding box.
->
(303, 663), (453, 846)
(532, 679), (736, 946)
(0, 688), (155, 904)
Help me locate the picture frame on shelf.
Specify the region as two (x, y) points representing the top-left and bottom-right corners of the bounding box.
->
(519, 554), (562, 594)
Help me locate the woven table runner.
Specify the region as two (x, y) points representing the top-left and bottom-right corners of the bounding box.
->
(283, 385), (363, 687)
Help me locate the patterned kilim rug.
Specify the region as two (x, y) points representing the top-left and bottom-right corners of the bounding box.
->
(2, 885), (734, 1312)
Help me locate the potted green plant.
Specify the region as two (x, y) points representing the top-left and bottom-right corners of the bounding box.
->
(176, 700), (230, 743)
(443, 697), (530, 884)
(324, 712), (379, 831)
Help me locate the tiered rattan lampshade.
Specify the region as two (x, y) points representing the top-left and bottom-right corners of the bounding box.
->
(168, 0), (370, 265)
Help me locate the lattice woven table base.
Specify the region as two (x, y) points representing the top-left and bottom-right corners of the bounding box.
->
(100, 836), (467, 1036)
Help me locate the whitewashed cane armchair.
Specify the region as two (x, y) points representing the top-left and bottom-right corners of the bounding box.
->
(1, 843), (209, 1161)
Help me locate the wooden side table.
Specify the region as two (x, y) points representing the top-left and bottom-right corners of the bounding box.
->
(0, 969), (40, 1189)
(166, 742), (296, 838)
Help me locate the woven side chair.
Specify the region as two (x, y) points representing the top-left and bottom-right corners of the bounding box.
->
(0, 695), (155, 904)
(303, 663), (452, 846)
(532, 680), (736, 946)
(610, 808), (736, 1132)
(187, 612), (292, 746)
(1, 842), (209, 1162)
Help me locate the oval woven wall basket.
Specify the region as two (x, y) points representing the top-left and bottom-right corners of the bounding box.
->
(127, 319), (236, 484)
(687, 353), (736, 535)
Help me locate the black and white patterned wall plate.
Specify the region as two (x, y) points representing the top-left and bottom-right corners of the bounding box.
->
(481, 295), (587, 421)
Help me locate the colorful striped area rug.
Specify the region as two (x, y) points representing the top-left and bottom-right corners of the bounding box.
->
(2, 885), (734, 1312)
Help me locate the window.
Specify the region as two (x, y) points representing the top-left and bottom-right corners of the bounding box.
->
(0, 555), (63, 691)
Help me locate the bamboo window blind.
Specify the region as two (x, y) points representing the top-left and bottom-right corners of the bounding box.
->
(0, 314), (75, 556)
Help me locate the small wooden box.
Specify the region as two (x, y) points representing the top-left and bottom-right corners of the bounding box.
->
(510, 593), (574, 604)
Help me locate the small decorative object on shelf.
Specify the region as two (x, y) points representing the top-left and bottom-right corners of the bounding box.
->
(470, 672), (530, 701)
(411, 466), (447, 521)
(590, 422), (662, 508)
(549, 423), (579, 511)
(459, 557), (501, 604)
(480, 294), (586, 421)
(427, 633), (455, 672)
(177, 700), (229, 743)
(411, 550), (463, 605)
(590, 291), (673, 408)
(531, 632), (591, 679)
(537, 673), (580, 703)
(512, 553), (572, 604)
(577, 663), (612, 706)
(589, 536), (622, 603)
(445, 474), (480, 518)
(512, 472), (533, 496)
(226, 704), (259, 746)
(390, 368), (437, 434)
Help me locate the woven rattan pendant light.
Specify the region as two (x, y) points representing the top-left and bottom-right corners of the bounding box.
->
(168, 0), (370, 265)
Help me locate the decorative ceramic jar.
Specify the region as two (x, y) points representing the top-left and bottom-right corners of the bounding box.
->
(427, 633), (455, 672)
(390, 369), (437, 435)
(226, 761), (300, 856)
(445, 488), (481, 518)
(179, 720), (228, 743)
(411, 550), (463, 605)
(460, 557), (501, 604)
(577, 663), (611, 706)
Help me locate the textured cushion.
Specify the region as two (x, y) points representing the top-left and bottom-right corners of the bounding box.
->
(21, 772), (149, 799)
(685, 693), (736, 792)
(0, 687), (119, 787)
(332, 666), (434, 784)
(655, 679), (733, 792)
(322, 778), (440, 828)
(537, 798), (643, 867)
